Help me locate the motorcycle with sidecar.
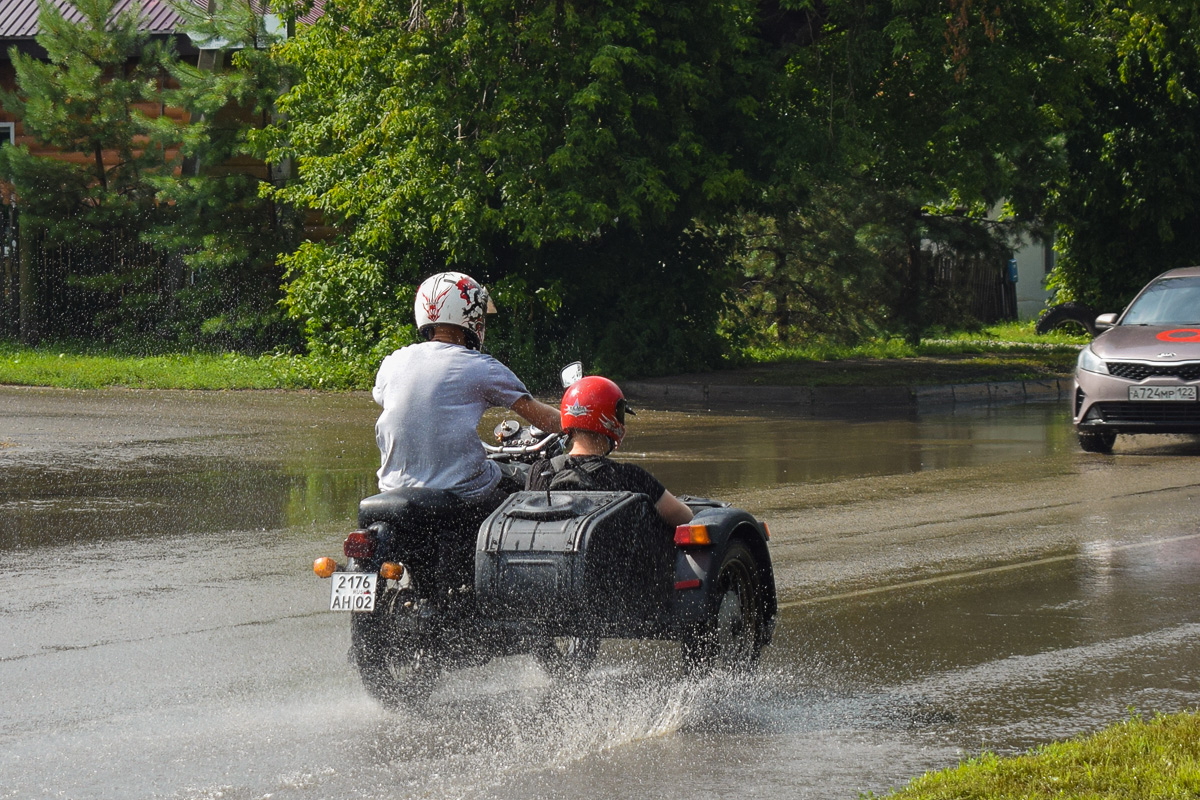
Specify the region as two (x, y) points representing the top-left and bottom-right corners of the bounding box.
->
(312, 364), (777, 708)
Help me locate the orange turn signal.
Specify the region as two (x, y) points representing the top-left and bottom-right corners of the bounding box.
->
(674, 524), (711, 547)
(313, 557), (338, 578)
(762, 522), (771, 540)
(379, 562), (405, 582)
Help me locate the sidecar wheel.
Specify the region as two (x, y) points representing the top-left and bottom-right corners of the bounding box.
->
(532, 635), (599, 679)
(682, 541), (765, 673)
(350, 589), (440, 709)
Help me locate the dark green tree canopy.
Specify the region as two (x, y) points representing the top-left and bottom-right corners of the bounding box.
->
(9, 0), (1194, 370)
(1049, 0), (1200, 311)
(735, 0), (1086, 343)
(0, 0), (302, 349)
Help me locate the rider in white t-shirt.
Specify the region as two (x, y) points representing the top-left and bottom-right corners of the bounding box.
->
(372, 272), (560, 505)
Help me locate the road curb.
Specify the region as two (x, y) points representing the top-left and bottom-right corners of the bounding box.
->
(622, 377), (1072, 414)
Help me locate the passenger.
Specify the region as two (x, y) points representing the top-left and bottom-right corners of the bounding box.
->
(527, 375), (694, 527)
(372, 271), (561, 507)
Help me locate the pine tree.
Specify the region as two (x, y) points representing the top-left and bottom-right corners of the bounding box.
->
(144, 0), (303, 350)
(139, 0), (304, 350)
(0, 0), (180, 342)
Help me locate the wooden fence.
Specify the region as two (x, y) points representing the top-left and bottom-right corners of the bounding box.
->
(930, 248), (1017, 325)
(0, 205), (169, 343)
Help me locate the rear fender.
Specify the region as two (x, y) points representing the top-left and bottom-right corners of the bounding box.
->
(357, 487), (488, 595)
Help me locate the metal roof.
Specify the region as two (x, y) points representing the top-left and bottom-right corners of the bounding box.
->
(0, 0), (324, 40)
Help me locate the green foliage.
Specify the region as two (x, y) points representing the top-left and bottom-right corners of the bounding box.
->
(264, 0), (764, 256)
(724, 184), (906, 349)
(1049, 0), (1200, 311)
(752, 0), (1084, 343)
(2, 0), (1193, 366)
(1, 0), (178, 206)
(0, 0), (302, 351)
(482, 274), (574, 390)
(142, 172), (301, 350)
(143, 0), (306, 350)
(258, 0), (770, 376)
(253, 0), (1114, 368)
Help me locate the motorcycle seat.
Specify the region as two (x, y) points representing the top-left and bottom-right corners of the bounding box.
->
(358, 486), (485, 529)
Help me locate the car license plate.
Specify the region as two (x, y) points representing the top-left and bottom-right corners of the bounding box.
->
(1128, 386), (1198, 401)
(330, 572), (377, 612)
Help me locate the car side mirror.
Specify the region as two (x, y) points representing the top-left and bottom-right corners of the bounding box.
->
(560, 361), (583, 388)
(1094, 313), (1117, 332)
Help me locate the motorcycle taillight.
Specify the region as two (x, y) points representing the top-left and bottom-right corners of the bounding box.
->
(343, 530), (376, 560)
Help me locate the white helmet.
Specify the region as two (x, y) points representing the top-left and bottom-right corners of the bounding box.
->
(414, 271), (496, 349)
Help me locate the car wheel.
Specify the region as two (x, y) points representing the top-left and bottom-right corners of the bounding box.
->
(532, 636), (600, 679)
(681, 541), (766, 673)
(350, 588), (441, 709)
(1078, 430), (1116, 454)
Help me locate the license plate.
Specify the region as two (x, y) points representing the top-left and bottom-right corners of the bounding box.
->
(1128, 385), (1198, 401)
(330, 572), (377, 612)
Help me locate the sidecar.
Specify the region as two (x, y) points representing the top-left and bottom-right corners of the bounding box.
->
(318, 484), (776, 707)
(474, 489), (777, 671)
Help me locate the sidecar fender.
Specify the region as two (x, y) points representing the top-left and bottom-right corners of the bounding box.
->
(671, 506), (777, 634)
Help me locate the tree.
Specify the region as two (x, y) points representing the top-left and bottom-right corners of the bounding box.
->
(256, 0), (772, 378)
(1, 0), (306, 350)
(0, 0), (179, 342)
(755, 0), (1086, 342)
(147, 0), (305, 350)
(1049, 0), (1200, 311)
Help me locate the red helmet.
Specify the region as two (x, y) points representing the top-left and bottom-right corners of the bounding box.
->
(560, 376), (634, 446)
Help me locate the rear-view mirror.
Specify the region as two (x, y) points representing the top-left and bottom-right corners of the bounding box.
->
(560, 361), (583, 388)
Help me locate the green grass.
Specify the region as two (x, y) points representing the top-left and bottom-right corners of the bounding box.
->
(712, 322), (1084, 387)
(0, 322), (1086, 390)
(875, 711), (1200, 799)
(0, 342), (302, 390)
(744, 321), (1087, 363)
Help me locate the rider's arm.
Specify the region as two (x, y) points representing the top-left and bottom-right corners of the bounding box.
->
(510, 395), (563, 433)
(656, 490), (694, 527)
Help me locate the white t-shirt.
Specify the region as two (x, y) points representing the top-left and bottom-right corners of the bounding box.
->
(372, 341), (531, 500)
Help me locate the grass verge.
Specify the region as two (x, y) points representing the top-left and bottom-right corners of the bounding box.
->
(875, 711), (1200, 799)
(699, 322), (1085, 387)
(0, 322), (1085, 390)
(0, 343), (305, 390)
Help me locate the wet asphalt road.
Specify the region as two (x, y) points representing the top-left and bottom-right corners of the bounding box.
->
(3, 387), (1200, 799)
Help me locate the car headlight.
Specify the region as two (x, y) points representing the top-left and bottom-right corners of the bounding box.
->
(1077, 346), (1109, 375)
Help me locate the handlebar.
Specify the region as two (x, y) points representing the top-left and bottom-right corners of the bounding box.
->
(482, 434), (561, 456)
(483, 420), (564, 460)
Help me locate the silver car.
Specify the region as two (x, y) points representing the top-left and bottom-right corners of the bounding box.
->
(1073, 266), (1200, 453)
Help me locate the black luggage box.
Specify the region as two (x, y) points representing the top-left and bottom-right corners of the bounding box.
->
(475, 491), (672, 635)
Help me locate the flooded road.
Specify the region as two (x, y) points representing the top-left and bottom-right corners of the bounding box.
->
(3, 387), (1200, 799)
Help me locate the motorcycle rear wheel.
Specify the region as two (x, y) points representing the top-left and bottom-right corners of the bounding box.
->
(349, 588), (441, 709)
(681, 541), (766, 673)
